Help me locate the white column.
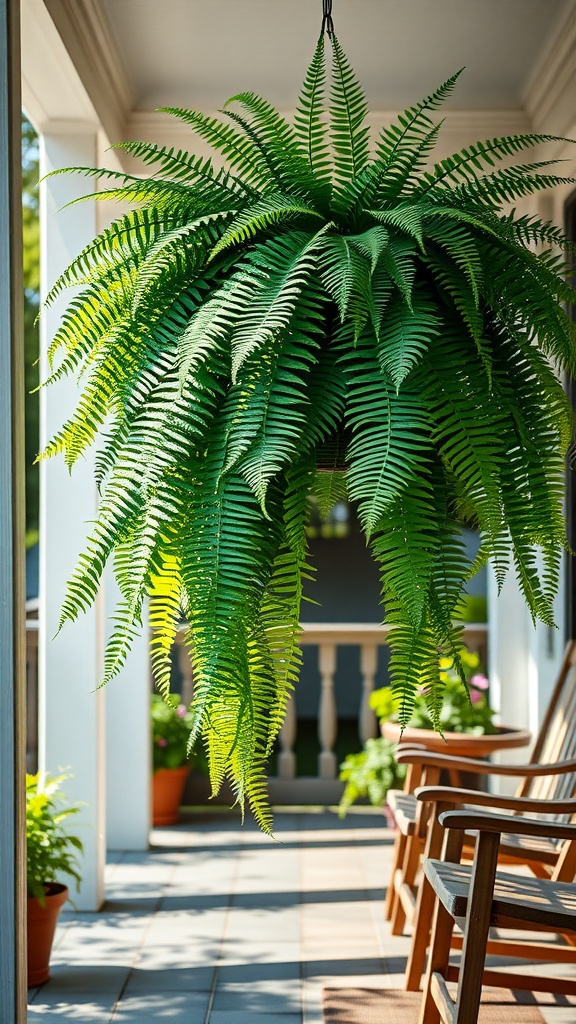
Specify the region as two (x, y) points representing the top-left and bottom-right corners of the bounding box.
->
(278, 693), (297, 780)
(39, 131), (106, 911)
(359, 643), (378, 743)
(106, 580), (151, 850)
(488, 565), (536, 744)
(487, 562), (556, 794)
(530, 552), (567, 726)
(489, 555), (567, 750)
(318, 643), (338, 779)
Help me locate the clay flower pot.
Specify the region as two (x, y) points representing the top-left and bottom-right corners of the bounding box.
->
(382, 721), (531, 790)
(152, 765), (190, 826)
(27, 882), (68, 987)
(381, 721), (531, 758)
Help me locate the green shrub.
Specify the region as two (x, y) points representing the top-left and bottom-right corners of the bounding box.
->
(339, 649), (494, 813)
(339, 738), (406, 817)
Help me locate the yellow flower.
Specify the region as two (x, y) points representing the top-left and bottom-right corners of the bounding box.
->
(461, 650), (480, 669)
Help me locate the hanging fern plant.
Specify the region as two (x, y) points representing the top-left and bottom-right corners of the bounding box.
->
(42, 12), (576, 830)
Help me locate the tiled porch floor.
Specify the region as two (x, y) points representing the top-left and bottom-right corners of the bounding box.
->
(27, 808), (576, 1023)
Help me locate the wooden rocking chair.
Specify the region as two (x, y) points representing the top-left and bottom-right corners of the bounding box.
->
(385, 641), (576, 990)
(419, 803), (576, 1024)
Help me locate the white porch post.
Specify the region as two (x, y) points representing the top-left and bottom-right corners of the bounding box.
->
(39, 131), (106, 911)
(106, 579), (151, 850)
(488, 558), (566, 783)
(488, 567), (537, 742)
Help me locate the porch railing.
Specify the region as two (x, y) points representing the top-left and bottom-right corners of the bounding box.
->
(172, 621), (488, 802)
(26, 612), (487, 801)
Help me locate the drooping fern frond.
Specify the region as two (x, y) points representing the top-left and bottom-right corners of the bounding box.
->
(43, 30), (576, 831)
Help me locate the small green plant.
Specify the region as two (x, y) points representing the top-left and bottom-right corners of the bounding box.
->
(339, 737), (406, 817)
(371, 648), (495, 735)
(26, 773), (83, 903)
(151, 693), (196, 771)
(339, 650), (494, 813)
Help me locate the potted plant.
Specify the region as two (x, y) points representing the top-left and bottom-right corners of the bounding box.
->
(376, 648), (531, 755)
(26, 773), (83, 987)
(151, 693), (195, 825)
(41, 14), (576, 830)
(339, 651), (502, 813)
(339, 737), (407, 818)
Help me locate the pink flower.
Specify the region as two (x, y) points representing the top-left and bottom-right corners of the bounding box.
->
(470, 674), (489, 690)
(176, 704), (188, 718)
(156, 737), (168, 747)
(470, 689), (481, 703)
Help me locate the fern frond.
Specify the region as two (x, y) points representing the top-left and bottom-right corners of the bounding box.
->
(224, 91), (324, 202)
(345, 71), (462, 212)
(294, 36), (332, 197)
(209, 194), (323, 259)
(417, 134), (571, 194)
(159, 106), (276, 190)
(329, 35), (370, 198)
(342, 334), (433, 536)
(376, 290), (441, 389)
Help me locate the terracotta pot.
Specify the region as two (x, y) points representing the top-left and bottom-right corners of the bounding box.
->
(152, 765), (190, 825)
(27, 882), (68, 987)
(381, 721), (531, 758)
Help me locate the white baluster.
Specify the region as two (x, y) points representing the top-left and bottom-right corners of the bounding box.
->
(359, 643), (378, 742)
(278, 693), (297, 779)
(318, 643), (338, 779)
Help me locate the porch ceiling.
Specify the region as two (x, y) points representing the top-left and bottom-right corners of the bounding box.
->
(99, 0), (566, 113)
(26, 0), (576, 146)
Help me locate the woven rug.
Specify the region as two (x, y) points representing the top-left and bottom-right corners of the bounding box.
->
(322, 987), (547, 1023)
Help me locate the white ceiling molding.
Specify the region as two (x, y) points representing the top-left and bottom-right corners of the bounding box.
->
(523, 0), (576, 135)
(126, 108), (531, 155)
(32, 118), (101, 135)
(44, 0), (133, 144)
(21, 0), (99, 133)
(120, 107), (532, 174)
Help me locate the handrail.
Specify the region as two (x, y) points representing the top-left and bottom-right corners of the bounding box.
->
(299, 622), (487, 644)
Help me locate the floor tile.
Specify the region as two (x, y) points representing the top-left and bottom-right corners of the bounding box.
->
(209, 1014), (302, 1024)
(122, 965), (215, 993)
(113, 991), (210, 1020)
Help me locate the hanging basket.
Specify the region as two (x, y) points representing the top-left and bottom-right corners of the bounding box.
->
(315, 429), (352, 473)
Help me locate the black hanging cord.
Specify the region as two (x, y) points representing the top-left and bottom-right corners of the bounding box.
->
(322, 0), (334, 36)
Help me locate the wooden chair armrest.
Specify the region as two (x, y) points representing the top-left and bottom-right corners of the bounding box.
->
(415, 786), (576, 815)
(396, 749), (576, 778)
(438, 808), (576, 843)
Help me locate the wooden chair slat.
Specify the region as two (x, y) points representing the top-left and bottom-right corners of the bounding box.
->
(425, 858), (576, 932)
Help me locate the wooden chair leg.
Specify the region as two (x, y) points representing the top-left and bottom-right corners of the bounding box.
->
(391, 833), (421, 935)
(418, 824), (464, 1024)
(453, 831), (500, 1024)
(405, 874), (436, 991)
(405, 803), (453, 990)
(417, 889), (455, 1024)
(384, 830), (406, 921)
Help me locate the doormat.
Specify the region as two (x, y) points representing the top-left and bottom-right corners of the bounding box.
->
(322, 987), (548, 1023)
